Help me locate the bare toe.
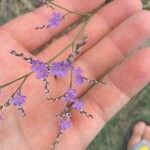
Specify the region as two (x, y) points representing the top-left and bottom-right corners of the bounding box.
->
(127, 121), (146, 149)
(143, 125), (150, 142)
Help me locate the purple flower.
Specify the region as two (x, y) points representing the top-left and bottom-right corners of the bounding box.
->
(36, 68), (49, 79)
(64, 89), (77, 102)
(72, 100), (84, 111)
(31, 60), (49, 79)
(49, 61), (72, 77)
(10, 92), (26, 107)
(31, 60), (45, 71)
(59, 118), (71, 131)
(48, 12), (63, 28)
(73, 67), (85, 84)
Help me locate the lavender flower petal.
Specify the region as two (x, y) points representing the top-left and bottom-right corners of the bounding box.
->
(64, 89), (77, 102)
(31, 60), (49, 79)
(59, 118), (71, 130)
(31, 60), (46, 71)
(10, 92), (26, 107)
(72, 100), (84, 111)
(73, 67), (85, 84)
(49, 61), (72, 77)
(48, 12), (63, 28)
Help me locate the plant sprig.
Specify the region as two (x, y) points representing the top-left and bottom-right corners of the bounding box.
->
(0, 1), (109, 150)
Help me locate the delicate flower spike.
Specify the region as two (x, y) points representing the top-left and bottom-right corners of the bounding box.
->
(72, 99), (84, 111)
(64, 89), (77, 102)
(48, 12), (63, 28)
(59, 118), (71, 131)
(10, 50), (32, 63)
(49, 61), (72, 77)
(10, 92), (26, 107)
(31, 60), (50, 79)
(73, 67), (85, 84)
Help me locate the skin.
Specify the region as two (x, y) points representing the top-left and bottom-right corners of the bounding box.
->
(0, 0), (150, 149)
(127, 121), (150, 149)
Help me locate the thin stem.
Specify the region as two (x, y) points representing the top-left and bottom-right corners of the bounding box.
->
(13, 75), (29, 96)
(47, 43), (72, 64)
(0, 72), (32, 89)
(51, 131), (63, 150)
(68, 17), (90, 88)
(47, 16), (90, 64)
(0, 75), (29, 111)
(69, 69), (73, 88)
(69, 44), (74, 89)
(72, 16), (90, 42)
(50, 1), (88, 16)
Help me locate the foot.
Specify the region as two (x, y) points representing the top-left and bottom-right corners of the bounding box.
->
(127, 121), (150, 150)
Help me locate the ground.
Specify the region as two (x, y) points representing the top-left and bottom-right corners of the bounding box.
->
(0, 0), (150, 150)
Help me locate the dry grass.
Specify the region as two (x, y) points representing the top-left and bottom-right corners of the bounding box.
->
(0, 0), (36, 24)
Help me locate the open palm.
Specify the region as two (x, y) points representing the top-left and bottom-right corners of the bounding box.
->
(0, 0), (150, 150)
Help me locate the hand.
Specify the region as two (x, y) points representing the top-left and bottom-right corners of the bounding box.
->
(0, 0), (150, 150)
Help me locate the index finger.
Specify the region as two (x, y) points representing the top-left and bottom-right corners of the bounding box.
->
(0, 0), (105, 52)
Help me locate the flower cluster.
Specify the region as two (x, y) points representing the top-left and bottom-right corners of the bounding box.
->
(0, 2), (107, 150)
(10, 48), (94, 143)
(64, 89), (84, 111)
(49, 88), (89, 134)
(49, 61), (72, 77)
(31, 60), (49, 79)
(9, 41), (105, 149)
(63, 89), (84, 111)
(10, 50), (102, 86)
